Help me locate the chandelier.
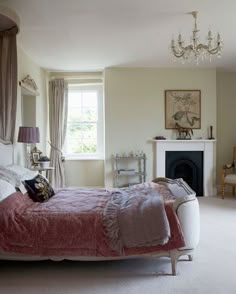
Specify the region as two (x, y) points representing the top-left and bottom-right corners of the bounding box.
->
(170, 11), (223, 64)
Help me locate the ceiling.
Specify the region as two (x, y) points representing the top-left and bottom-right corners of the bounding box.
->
(1, 0), (236, 72)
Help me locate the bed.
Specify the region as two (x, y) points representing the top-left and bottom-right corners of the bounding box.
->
(0, 143), (200, 275)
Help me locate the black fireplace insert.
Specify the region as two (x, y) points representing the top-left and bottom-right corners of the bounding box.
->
(165, 151), (203, 196)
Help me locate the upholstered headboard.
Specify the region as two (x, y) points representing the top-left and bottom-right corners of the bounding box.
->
(0, 143), (13, 166)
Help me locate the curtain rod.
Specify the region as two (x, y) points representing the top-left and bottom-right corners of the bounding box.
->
(50, 72), (103, 80)
(50, 77), (103, 80)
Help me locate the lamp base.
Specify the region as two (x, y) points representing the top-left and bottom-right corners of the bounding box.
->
(26, 144), (32, 168)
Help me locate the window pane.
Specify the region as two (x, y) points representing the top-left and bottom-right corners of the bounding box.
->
(67, 122), (97, 154)
(67, 122), (96, 135)
(65, 84), (103, 158)
(68, 92), (82, 107)
(68, 140), (97, 154)
(82, 92), (97, 108)
(68, 109), (82, 122)
(81, 108), (97, 121)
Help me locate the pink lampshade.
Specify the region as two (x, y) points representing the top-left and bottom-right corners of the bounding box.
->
(17, 127), (40, 143)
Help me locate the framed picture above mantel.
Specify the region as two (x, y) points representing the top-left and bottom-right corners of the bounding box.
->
(165, 90), (201, 129)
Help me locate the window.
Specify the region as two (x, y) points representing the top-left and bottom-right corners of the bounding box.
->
(64, 83), (104, 159)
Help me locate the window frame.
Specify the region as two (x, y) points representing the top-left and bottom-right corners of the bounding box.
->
(64, 83), (104, 160)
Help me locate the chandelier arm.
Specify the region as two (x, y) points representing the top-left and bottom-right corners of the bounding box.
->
(196, 43), (222, 55)
(171, 47), (186, 58)
(196, 44), (208, 50)
(195, 44), (221, 56)
(171, 44), (194, 58)
(180, 44), (193, 51)
(208, 47), (222, 55)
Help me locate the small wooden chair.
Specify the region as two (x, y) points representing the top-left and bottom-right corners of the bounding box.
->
(221, 146), (236, 199)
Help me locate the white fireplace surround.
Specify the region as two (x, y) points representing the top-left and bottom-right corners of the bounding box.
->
(153, 140), (216, 196)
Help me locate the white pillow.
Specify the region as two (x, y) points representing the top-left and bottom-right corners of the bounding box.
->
(0, 166), (21, 187)
(6, 165), (37, 180)
(0, 179), (16, 201)
(0, 165), (37, 187)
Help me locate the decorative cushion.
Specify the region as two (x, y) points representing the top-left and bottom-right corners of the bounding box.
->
(24, 174), (55, 202)
(0, 179), (16, 201)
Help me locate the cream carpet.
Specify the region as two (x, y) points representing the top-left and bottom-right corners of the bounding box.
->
(1, 195), (236, 294)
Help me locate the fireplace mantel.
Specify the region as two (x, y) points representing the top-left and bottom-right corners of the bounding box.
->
(153, 139), (216, 196)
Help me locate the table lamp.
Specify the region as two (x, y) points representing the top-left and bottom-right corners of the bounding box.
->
(17, 126), (40, 168)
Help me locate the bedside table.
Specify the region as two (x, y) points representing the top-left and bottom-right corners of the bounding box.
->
(30, 166), (54, 181)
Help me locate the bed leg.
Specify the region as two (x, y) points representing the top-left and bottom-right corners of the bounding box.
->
(170, 250), (178, 276)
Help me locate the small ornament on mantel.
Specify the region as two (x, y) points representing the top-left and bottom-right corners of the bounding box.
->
(208, 125), (215, 140)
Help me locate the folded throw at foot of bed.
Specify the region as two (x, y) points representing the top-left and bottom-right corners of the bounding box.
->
(103, 183), (171, 253)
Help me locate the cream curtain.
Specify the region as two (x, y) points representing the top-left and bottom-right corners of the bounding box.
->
(0, 27), (18, 144)
(48, 79), (68, 188)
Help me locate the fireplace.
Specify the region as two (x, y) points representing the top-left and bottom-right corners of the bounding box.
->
(153, 139), (216, 196)
(166, 151), (203, 196)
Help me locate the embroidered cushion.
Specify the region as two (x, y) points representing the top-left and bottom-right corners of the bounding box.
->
(24, 174), (55, 202)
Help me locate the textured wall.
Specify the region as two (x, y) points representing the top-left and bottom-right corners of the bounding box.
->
(104, 67), (216, 187)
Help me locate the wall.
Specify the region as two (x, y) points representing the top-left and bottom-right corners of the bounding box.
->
(104, 67), (217, 188)
(65, 160), (104, 187)
(216, 71), (236, 189)
(14, 45), (48, 165)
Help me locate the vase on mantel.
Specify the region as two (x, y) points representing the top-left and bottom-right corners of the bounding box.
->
(208, 126), (215, 140)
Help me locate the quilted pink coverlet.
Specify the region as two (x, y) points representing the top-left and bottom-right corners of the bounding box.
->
(0, 185), (185, 257)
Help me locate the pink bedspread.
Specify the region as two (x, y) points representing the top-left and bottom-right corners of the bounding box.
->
(0, 185), (185, 257)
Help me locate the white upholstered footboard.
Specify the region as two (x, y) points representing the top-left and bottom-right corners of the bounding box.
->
(153, 177), (200, 275)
